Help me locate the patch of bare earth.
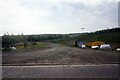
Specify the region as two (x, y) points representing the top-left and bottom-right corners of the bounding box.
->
(2, 43), (119, 65)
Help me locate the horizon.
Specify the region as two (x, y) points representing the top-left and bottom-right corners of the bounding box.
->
(2, 27), (119, 36)
(0, 0), (118, 36)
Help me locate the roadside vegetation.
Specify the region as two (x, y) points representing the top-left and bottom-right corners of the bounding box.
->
(2, 27), (120, 65)
(14, 42), (48, 52)
(1, 27), (120, 51)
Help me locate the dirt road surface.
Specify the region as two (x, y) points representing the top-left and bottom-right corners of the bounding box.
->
(2, 43), (119, 65)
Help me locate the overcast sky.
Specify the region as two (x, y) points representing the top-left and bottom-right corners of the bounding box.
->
(0, 0), (119, 35)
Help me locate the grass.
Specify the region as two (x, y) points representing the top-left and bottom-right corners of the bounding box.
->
(11, 42), (48, 52)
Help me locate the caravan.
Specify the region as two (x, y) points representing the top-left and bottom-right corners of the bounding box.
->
(100, 44), (112, 50)
(77, 41), (86, 48)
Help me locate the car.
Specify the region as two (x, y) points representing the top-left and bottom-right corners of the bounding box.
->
(117, 48), (120, 51)
(91, 46), (99, 49)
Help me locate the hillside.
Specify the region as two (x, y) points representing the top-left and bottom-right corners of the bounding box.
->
(2, 27), (120, 51)
(49, 28), (120, 48)
(2, 28), (120, 65)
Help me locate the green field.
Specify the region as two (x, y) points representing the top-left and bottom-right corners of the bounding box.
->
(2, 27), (120, 51)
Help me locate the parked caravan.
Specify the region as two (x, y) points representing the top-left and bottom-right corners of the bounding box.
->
(100, 44), (112, 50)
(77, 41), (86, 48)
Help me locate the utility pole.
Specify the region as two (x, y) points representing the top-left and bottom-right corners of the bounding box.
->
(81, 28), (85, 40)
(81, 28), (85, 34)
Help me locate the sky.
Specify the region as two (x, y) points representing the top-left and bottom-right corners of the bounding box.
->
(0, 0), (119, 35)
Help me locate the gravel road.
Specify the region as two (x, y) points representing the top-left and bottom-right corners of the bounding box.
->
(2, 43), (119, 65)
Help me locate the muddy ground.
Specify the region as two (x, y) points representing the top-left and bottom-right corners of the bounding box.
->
(2, 43), (119, 65)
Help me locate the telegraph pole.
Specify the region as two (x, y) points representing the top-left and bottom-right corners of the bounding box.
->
(81, 28), (85, 41)
(81, 28), (85, 34)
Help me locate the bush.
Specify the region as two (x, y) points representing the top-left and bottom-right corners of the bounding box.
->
(31, 42), (37, 45)
(86, 41), (105, 48)
(3, 47), (11, 51)
(91, 41), (104, 46)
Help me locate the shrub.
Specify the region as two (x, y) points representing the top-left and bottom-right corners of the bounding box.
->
(86, 41), (105, 48)
(91, 41), (104, 46)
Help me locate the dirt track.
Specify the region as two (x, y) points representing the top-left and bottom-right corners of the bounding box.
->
(2, 43), (119, 65)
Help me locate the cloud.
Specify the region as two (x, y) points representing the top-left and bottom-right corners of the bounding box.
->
(49, 2), (118, 32)
(0, 0), (51, 35)
(0, 0), (118, 35)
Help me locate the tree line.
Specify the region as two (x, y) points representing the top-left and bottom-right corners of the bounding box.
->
(2, 27), (120, 50)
